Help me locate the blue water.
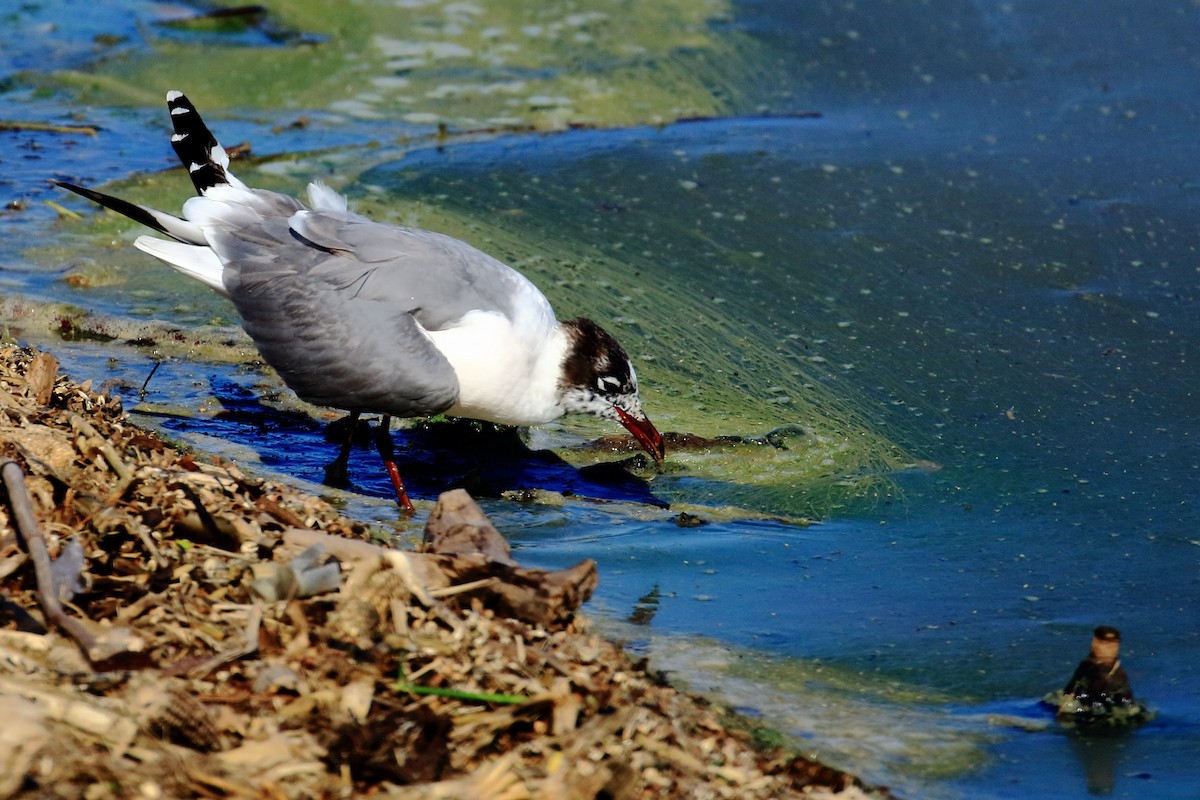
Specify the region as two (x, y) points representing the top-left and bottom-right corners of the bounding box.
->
(5, 1), (1200, 797)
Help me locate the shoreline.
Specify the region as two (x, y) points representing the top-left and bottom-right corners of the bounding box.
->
(0, 345), (891, 799)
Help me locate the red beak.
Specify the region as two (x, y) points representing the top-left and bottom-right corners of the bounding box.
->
(614, 406), (665, 463)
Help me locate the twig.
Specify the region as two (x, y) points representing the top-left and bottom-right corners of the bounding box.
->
(390, 670), (526, 705)
(43, 199), (82, 219)
(188, 771), (259, 798)
(2, 460), (86, 639)
(0, 460), (144, 662)
(132, 520), (170, 571)
(115, 589), (169, 623)
(255, 494), (305, 528)
(0, 120), (99, 135)
(139, 359), (161, 401)
(427, 576), (500, 598)
(175, 481), (225, 541)
(70, 415), (132, 482)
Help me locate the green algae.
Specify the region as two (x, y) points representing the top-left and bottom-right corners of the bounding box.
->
(1041, 691), (1156, 733)
(647, 634), (998, 783)
(0, 292), (255, 365)
(30, 0), (748, 130)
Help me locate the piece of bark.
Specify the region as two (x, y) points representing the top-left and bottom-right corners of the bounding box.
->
(484, 557), (598, 629)
(422, 488), (517, 565)
(420, 490), (599, 626)
(24, 351), (58, 407)
(400, 548), (597, 629)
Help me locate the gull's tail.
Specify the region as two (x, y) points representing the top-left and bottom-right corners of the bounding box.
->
(51, 91), (343, 297)
(50, 91), (241, 295)
(51, 90), (240, 238)
(50, 178), (203, 244)
(165, 90), (246, 194)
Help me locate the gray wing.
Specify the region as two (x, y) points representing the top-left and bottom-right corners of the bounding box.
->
(284, 208), (547, 329)
(206, 195), (540, 417)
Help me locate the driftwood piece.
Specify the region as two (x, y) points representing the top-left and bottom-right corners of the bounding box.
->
(280, 490), (597, 629)
(0, 676), (138, 751)
(24, 351), (58, 407)
(422, 490), (598, 628)
(470, 556), (597, 630)
(0, 694), (49, 798)
(422, 488), (517, 565)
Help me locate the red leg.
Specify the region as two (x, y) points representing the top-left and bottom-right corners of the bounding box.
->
(374, 415), (415, 514)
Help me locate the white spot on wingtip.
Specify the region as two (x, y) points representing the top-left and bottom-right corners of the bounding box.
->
(166, 90), (184, 102)
(170, 133), (188, 142)
(170, 107), (190, 115)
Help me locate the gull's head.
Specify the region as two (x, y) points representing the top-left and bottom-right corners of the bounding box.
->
(558, 318), (665, 463)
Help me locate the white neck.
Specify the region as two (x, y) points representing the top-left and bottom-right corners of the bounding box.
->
(429, 312), (568, 425)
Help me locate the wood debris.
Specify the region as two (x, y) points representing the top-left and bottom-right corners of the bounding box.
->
(0, 346), (890, 799)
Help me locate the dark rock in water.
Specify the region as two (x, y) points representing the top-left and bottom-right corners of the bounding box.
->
(1043, 625), (1154, 732)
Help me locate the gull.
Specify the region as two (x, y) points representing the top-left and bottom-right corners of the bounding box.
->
(54, 90), (664, 512)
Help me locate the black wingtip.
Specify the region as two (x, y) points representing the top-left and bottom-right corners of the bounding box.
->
(165, 90), (230, 195)
(50, 179), (173, 236)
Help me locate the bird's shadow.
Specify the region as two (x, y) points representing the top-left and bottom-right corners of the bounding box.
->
(152, 377), (667, 508)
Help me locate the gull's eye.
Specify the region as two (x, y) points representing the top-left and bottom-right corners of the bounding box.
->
(597, 375), (621, 391)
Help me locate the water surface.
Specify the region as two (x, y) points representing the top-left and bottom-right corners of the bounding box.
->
(3, 1), (1199, 797)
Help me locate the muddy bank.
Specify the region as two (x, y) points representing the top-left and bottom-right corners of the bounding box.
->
(0, 346), (890, 799)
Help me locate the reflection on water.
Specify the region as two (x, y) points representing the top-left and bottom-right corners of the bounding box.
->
(1067, 733), (1127, 796)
